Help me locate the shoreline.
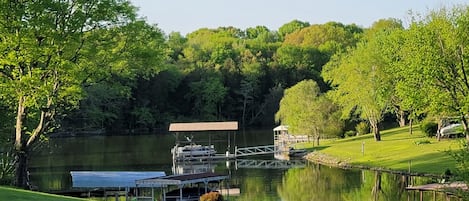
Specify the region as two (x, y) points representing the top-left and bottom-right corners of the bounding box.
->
(304, 151), (449, 179)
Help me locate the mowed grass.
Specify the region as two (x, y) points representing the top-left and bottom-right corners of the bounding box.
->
(0, 186), (91, 201)
(306, 126), (462, 175)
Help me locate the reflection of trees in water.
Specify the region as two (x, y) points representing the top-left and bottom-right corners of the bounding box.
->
(277, 164), (437, 201)
(277, 164), (361, 201)
(236, 174), (277, 201)
(343, 171), (409, 201)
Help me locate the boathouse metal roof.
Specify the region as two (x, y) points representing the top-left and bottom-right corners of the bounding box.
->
(136, 172), (228, 187)
(71, 171), (166, 188)
(169, 121), (238, 132)
(273, 125), (289, 131)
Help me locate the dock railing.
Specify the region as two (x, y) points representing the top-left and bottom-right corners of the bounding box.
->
(234, 145), (279, 157)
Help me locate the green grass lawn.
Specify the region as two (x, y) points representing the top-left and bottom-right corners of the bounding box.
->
(304, 125), (462, 175)
(0, 186), (91, 201)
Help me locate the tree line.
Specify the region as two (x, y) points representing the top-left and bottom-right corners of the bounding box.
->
(60, 17), (363, 132)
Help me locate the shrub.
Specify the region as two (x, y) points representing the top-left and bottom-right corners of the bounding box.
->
(200, 191), (224, 201)
(414, 140), (431, 145)
(355, 122), (370, 135)
(344, 130), (356, 137)
(420, 121), (438, 137)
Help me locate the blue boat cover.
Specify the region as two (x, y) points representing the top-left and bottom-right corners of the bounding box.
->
(71, 171), (166, 188)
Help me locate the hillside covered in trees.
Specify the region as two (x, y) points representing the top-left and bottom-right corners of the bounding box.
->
(57, 19), (364, 133)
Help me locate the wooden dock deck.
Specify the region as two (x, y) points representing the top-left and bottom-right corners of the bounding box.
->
(406, 182), (467, 192)
(406, 182), (467, 201)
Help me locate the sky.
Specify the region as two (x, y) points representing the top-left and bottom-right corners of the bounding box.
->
(129, 0), (469, 35)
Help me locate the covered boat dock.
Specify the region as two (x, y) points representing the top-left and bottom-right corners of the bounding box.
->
(136, 172), (230, 201)
(169, 121), (238, 161)
(70, 171), (166, 200)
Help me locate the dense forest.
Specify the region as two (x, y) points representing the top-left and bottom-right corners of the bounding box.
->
(1, 0), (469, 187)
(58, 20), (364, 133)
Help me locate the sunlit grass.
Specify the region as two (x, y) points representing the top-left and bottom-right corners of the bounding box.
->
(0, 186), (91, 201)
(305, 125), (462, 175)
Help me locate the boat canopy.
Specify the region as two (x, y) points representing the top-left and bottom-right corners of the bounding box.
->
(273, 125), (289, 131)
(71, 171), (166, 188)
(169, 121), (238, 132)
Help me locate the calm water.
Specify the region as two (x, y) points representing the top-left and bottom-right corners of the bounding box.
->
(29, 129), (444, 201)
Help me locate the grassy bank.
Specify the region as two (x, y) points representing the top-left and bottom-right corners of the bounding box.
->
(0, 186), (91, 201)
(304, 126), (462, 175)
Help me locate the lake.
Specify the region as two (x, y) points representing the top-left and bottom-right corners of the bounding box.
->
(29, 129), (445, 200)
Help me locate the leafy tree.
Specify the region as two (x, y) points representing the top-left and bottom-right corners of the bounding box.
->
(283, 22), (361, 53)
(0, 0), (165, 187)
(274, 45), (328, 89)
(166, 32), (187, 63)
(393, 7), (469, 139)
(323, 31), (394, 141)
(245, 26), (279, 48)
(186, 73), (228, 120)
(275, 80), (340, 145)
(278, 20), (310, 41)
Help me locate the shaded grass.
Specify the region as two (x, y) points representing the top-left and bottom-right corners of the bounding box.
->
(0, 186), (91, 201)
(306, 126), (461, 175)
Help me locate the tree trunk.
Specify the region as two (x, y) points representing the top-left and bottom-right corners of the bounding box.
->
(370, 121), (381, 141)
(14, 148), (29, 189)
(316, 136), (320, 146)
(409, 118), (413, 135)
(437, 119), (442, 142)
(372, 171), (382, 201)
(397, 110), (406, 127)
(14, 95), (29, 188)
(462, 116), (469, 143)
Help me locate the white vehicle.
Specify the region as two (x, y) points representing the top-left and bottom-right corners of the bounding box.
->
(439, 123), (464, 137)
(171, 144), (216, 158)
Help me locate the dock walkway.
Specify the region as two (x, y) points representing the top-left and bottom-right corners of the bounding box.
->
(406, 182), (467, 201)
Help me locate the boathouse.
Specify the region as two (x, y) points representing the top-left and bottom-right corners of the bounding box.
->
(169, 121), (238, 161)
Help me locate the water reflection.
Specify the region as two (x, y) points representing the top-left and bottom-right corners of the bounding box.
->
(278, 164), (361, 201)
(29, 133), (441, 200)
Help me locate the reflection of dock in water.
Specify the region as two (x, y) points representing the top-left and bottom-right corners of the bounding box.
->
(235, 159), (307, 169)
(173, 159), (307, 175)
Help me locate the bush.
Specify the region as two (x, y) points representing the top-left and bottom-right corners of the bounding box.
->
(200, 191), (224, 201)
(344, 130), (356, 137)
(420, 121), (438, 137)
(355, 122), (370, 135)
(414, 140), (431, 145)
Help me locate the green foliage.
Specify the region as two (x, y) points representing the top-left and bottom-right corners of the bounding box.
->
(345, 130), (356, 137)
(276, 80), (321, 136)
(278, 20), (310, 40)
(414, 139), (431, 145)
(448, 142), (469, 199)
(355, 122), (370, 135)
(322, 20), (402, 141)
(277, 164), (360, 201)
(186, 74), (227, 120)
(420, 121), (438, 137)
(276, 80), (342, 144)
